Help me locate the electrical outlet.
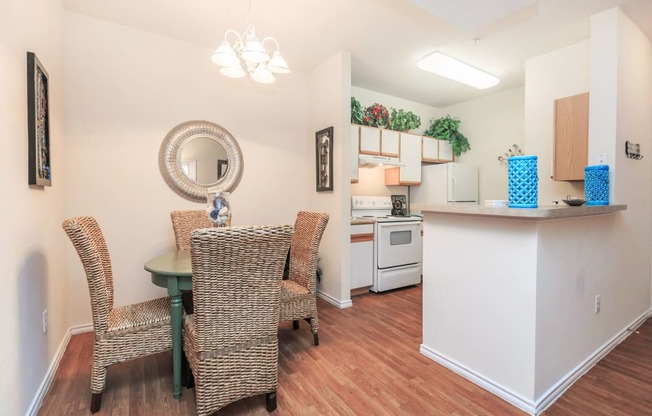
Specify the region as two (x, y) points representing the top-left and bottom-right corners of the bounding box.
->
(594, 295), (601, 314)
(42, 309), (48, 334)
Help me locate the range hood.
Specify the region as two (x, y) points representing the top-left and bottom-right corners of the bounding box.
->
(358, 154), (403, 168)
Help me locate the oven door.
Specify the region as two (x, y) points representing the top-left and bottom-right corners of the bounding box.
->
(376, 221), (422, 269)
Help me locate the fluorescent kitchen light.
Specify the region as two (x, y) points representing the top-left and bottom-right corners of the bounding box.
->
(417, 52), (499, 90)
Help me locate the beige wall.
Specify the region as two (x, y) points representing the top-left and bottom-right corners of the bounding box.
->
(0, 0), (67, 414)
(524, 40), (590, 203)
(443, 87), (525, 203)
(308, 51), (352, 306)
(532, 8), (652, 399)
(63, 11), (313, 321)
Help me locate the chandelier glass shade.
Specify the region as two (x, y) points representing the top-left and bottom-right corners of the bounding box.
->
(212, 25), (290, 84)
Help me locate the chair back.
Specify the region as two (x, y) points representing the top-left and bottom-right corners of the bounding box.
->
(288, 211), (329, 293)
(190, 225), (293, 352)
(170, 210), (212, 250)
(62, 216), (114, 334)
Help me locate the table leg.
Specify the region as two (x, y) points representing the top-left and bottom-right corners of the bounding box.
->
(164, 270), (184, 399)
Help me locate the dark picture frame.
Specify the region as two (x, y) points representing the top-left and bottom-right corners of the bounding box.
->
(217, 159), (228, 178)
(27, 52), (51, 186)
(315, 126), (333, 192)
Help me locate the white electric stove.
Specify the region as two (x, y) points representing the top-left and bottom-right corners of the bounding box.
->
(351, 196), (422, 292)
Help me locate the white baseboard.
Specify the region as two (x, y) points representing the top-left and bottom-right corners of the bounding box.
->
(534, 309), (652, 414)
(420, 309), (652, 416)
(26, 323), (93, 416)
(419, 345), (537, 414)
(317, 290), (352, 309)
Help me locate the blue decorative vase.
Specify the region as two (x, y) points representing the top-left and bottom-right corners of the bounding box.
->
(584, 165), (609, 205)
(508, 155), (538, 208)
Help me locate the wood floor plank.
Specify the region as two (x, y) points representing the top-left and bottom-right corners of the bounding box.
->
(38, 285), (652, 415)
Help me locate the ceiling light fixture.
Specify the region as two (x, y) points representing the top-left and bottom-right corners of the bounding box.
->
(417, 52), (499, 90)
(211, 1), (290, 84)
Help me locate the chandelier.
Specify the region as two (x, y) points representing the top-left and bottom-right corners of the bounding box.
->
(211, 4), (290, 84)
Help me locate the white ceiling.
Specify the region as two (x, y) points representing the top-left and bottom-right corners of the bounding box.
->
(62, 0), (652, 107)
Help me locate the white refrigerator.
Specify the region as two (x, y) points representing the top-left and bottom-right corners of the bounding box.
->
(410, 163), (478, 209)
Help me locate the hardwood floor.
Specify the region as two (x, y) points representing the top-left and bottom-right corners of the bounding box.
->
(38, 286), (652, 415)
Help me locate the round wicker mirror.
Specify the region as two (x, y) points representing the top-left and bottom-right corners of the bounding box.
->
(159, 120), (243, 202)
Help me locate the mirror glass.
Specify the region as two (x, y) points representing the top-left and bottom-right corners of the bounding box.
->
(180, 137), (229, 184)
(159, 120), (243, 202)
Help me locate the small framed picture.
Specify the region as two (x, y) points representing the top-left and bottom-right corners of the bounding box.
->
(217, 159), (228, 179)
(27, 52), (51, 186)
(315, 127), (333, 192)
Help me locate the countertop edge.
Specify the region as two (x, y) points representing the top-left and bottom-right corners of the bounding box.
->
(420, 204), (627, 220)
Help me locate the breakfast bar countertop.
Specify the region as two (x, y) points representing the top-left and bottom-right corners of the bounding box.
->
(418, 203), (627, 221)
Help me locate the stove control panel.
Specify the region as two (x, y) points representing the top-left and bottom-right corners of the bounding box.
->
(351, 196), (393, 210)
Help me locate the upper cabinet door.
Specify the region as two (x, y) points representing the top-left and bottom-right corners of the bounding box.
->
(422, 136), (438, 162)
(400, 133), (421, 184)
(438, 140), (453, 162)
(359, 126), (381, 155)
(385, 132), (421, 185)
(351, 125), (360, 183)
(380, 129), (400, 157)
(422, 136), (454, 163)
(553, 92), (589, 181)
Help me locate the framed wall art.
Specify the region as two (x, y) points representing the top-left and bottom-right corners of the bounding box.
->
(315, 126), (334, 192)
(27, 52), (51, 186)
(217, 159), (228, 179)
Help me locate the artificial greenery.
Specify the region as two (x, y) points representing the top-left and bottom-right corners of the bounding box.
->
(423, 115), (471, 157)
(389, 108), (421, 131)
(363, 103), (390, 128)
(351, 97), (365, 125)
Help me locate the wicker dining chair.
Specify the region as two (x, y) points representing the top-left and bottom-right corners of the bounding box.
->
(170, 210), (213, 251)
(184, 225), (293, 415)
(62, 216), (172, 413)
(170, 210), (213, 314)
(279, 211), (329, 346)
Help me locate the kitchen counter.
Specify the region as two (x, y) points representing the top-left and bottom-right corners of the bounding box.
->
(419, 203), (626, 220)
(350, 217), (376, 225)
(419, 203), (628, 414)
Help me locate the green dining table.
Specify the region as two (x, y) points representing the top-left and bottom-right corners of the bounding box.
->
(144, 250), (192, 399)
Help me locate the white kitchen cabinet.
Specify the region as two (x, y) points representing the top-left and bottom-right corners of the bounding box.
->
(422, 136), (438, 161)
(422, 137), (454, 163)
(385, 132), (421, 185)
(380, 129), (400, 157)
(438, 140), (453, 162)
(359, 126), (400, 157)
(350, 223), (374, 290)
(359, 126), (381, 155)
(351, 125), (360, 183)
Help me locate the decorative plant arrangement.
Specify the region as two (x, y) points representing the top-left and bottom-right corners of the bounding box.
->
(351, 97), (365, 125)
(351, 97), (423, 133)
(497, 144), (523, 167)
(363, 102), (390, 128)
(389, 108), (421, 131)
(423, 115), (471, 157)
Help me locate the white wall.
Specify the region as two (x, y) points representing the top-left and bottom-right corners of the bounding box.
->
(63, 11), (313, 322)
(351, 168), (408, 197)
(0, 1), (67, 414)
(308, 51), (353, 306)
(443, 87), (525, 202)
(533, 6), (652, 403)
(592, 5), (652, 342)
(524, 41), (590, 204)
